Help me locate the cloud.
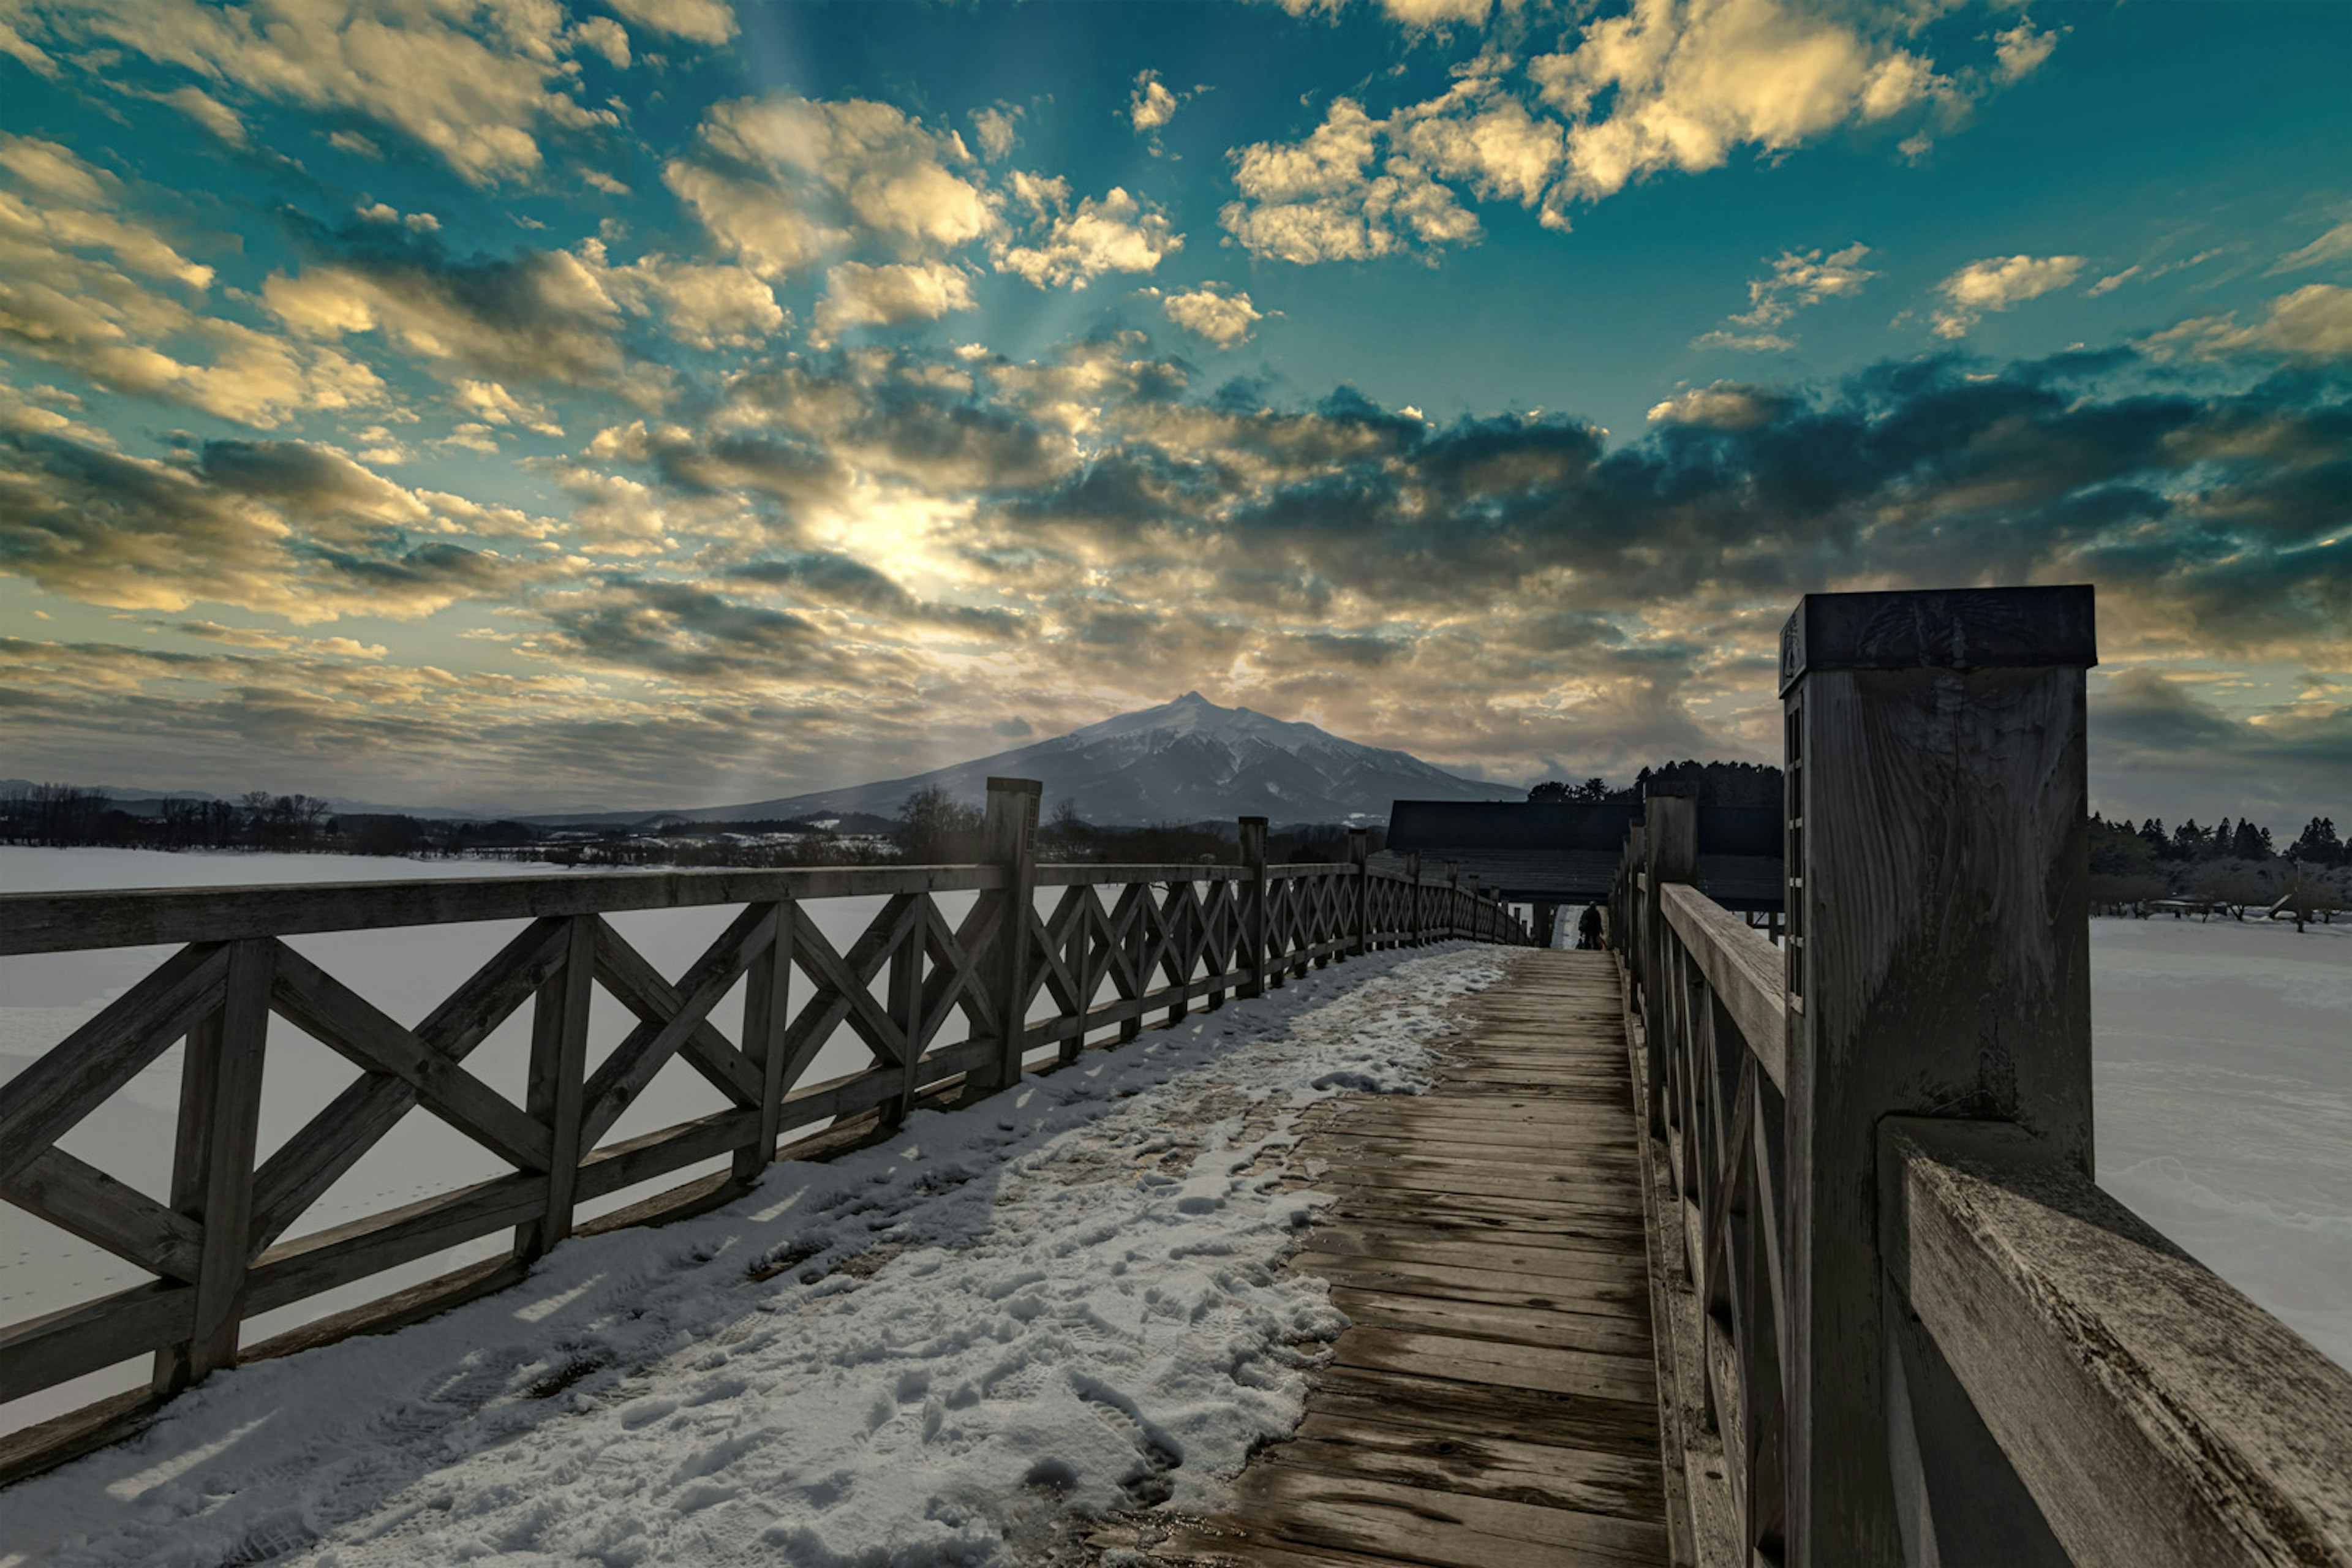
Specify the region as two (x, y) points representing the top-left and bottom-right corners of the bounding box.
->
(606, 0), (737, 46)
(0, 136), (387, 426)
(1645, 382), (1793, 429)
(584, 244), (785, 350)
(1221, 99), (1478, 263)
(265, 224), (725, 397)
(998, 187), (1182, 288)
(1992, 20), (2057, 85)
(2268, 220), (2352, 275)
(1131, 70), (1182, 134)
(815, 260), (978, 341)
(13, 0), (625, 186)
(1223, 0), (2021, 268)
(1929, 253), (2084, 337)
(1694, 241), (1872, 349)
(670, 94), (997, 279)
(160, 85), (248, 145)
(0, 426), (539, 620)
(2092, 669), (2352, 826)
(969, 105), (1020, 162)
(1529, 0), (1947, 203)
(1161, 285), (1265, 349)
(2140, 284), (2352, 364)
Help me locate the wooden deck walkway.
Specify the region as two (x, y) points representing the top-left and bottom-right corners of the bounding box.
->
(1135, 948), (1671, 1567)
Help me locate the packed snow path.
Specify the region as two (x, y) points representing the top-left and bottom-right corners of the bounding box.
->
(2, 946), (1515, 1568)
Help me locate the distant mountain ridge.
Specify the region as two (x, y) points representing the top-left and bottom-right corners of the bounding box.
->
(541, 693), (1523, 827)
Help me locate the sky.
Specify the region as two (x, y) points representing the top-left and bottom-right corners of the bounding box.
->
(0, 0), (2346, 825)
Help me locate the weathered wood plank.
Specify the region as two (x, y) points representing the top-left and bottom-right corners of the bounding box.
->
(0, 866), (1008, 956)
(1, 1146), (203, 1283)
(1882, 1117), (2352, 1568)
(154, 937), (271, 1392)
(1333, 1325), (1657, 1405)
(0, 942), (227, 1184)
(1329, 1287), (1651, 1358)
(1223, 1467), (1669, 1567)
(249, 914), (570, 1250)
(1657, 882), (1786, 1091)
(268, 940), (551, 1171)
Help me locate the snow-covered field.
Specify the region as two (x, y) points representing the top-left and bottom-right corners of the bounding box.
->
(0, 919), (1500, 1567)
(2089, 914), (2352, 1368)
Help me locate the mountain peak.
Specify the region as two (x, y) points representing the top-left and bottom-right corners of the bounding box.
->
(639, 692), (1525, 826)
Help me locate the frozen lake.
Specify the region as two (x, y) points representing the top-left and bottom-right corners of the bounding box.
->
(2, 849), (2346, 1441)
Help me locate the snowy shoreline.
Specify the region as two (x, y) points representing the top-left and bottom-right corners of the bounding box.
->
(1, 941), (1507, 1567)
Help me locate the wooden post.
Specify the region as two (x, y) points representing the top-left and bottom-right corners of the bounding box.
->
(885, 900), (924, 1124)
(1349, 828), (1370, 957)
(981, 778), (1041, 1094)
(1463, 875), (1480, 941)
(1406, 851), (1423, 944)
(731, 901), (793, 1187)
(1535, 903), (1557, 949)
(517, 915), (595, 1262)
(153, 937), (272, 1395)
(1643, 793), (1697, 1134)
(1779, 584), (2097, 1568)
(1446, 863), (1460, 940)
(1238, 816), (1269, 998)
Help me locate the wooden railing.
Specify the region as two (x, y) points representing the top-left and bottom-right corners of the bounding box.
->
(1610, 587), (2352, 1568)
(0, 784), (1526, 1476)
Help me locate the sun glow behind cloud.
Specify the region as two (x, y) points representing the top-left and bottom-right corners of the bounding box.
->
(0, 0), (2345, 824)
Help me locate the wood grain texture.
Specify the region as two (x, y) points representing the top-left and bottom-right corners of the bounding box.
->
(1170, 948), (1671, 1567)
(1784, 660), (2093, 1568)
(1657, 883), (1786, 1091)
(1882, 1118), (2352, 1568)
(0, 865), (1009, 956)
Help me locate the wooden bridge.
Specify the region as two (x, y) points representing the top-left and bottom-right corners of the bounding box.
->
(4, 584), (2350, 1567)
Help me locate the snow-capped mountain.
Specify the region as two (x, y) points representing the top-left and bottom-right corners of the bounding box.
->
(656, 692), (1523, 826)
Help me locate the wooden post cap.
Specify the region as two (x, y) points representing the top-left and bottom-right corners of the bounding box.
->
(984, 777), (1043, 796)
(1779, 585), (2097, 696)
(1238, 815), (1269, 827)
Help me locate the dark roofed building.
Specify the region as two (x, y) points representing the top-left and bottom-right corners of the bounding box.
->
(1371, 799), (1784, 913)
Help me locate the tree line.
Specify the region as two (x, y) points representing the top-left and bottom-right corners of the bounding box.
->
(1528, 760), (1784, 810)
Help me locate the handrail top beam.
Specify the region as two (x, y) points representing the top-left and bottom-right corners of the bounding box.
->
(0, 865), (1010, 955)
(1657, 881), (1787, 1092)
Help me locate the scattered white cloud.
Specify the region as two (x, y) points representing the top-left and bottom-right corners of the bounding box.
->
(671, 95), (996, 278)
(998, 187), (1181, 288)
(571, 17), (631, 69)
(1992, 20), (2058, 85)
(606, 0), (739, 46)
(1161, 284), (1264, 348)
(1694, 241), (1872, 349)
(1929, 253), (2084, 337)
(1131, 70), (1181, 134)
(2140, 284), (2352, 363)
(453, 379), (564, 437)
(0, 134), (386, 426)
(814, 260), (978, 341)
(2268, 220), (2352, 275)
(1646, 381), (1790, 429)
(970, 105), (1020, 162)
(13, 0), (625, 186)
(161, 85), (248, 145)
(1221, 99), (1478, 263)
(1529, 0), (1948, 205)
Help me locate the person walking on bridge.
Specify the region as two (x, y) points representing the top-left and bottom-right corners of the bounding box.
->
(1577, 903), (1604, 950)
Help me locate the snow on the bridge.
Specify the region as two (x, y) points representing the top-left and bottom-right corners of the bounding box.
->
(1, 945), (1506, 1568)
